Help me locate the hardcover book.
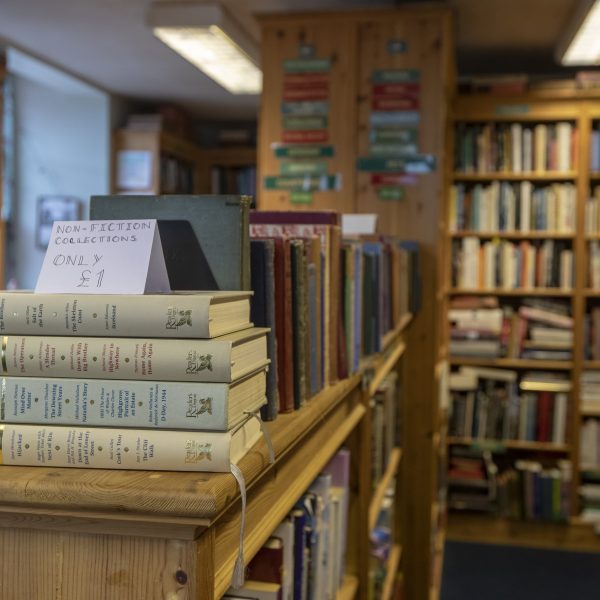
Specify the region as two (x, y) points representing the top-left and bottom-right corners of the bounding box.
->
(1, 328), (269, 383)
(1, 369), (267, 431)
(0, 416), (261, 472)
(90, 195), (251, 291)
(0, 291), (252, 339)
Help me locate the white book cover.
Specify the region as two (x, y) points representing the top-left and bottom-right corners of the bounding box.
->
(273, 519), (295, 600)
(520, 181), (532, 233)
(560, 250), (573, 290)
(557, 122), (572, 172)
(552, 393), (568, 444)
(534, 124), (547, 172)
(523, 128), (533, 172)
(511, 123), (523, 173)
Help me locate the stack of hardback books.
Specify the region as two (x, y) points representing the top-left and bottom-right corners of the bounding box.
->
(0, 291), (269, 472)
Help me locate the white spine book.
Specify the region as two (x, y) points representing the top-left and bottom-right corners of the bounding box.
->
(490, 181), (500, 232)
(520, 181), (532, 233)
(560, 250), (573, 290)
(511, 123), (523, 173)
(523, 128), (533, 172)
(553, 393), (568, 444)
(527, 245), (537, 288)
(534, 124), (547, 172)
(547, 187), (557, 232)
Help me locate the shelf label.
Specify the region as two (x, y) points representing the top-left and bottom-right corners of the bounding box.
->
(283, 58), (331, 73)
(372, 83), (420, 96)
(372, 69), (420, 83)
(377, 187), (405, 201)
(283, 115), (328, 130)
(369, 111), (420, 126)
(371, 173), (419, 186)
(264, 174), (341, 191)
(470, 441), (507, 453)
(370, 127), (419, 144)
(273, 144), (335, 158)
(357, 155), (436, 173)
(290, 191), (314, 204)
(280, 161), (328, 176)
(282, 130), (328, 144)
(494, 104), (530, 116)
(372, 97), (419, 111)
(35, 219), (170, 294)
(281, 101), (329, 116)
(283, 88), (329, 101)
(369, 143), (419, 157)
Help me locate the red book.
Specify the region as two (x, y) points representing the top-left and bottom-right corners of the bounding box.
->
(246, 537), (284, 599)
(283, 80), (329, 92)
(536, 391), (553, 442)
(283, 73), (329, 86)
(283, 88), (329, 101)
(371, 97), (419, 111)
(370, 173), (418, 186)
(372, 83), (420, 96)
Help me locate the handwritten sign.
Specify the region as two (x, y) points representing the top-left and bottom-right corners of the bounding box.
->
(35, 219), (171, 294)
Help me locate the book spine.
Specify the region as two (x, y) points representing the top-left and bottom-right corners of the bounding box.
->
(1, 335), (234, 382)
(1, 376), (237, 430)
(0, 293), (214, 338)
(0, 423), (234, 471)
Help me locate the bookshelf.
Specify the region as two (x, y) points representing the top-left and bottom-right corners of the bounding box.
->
(0, 315), (412, 599)
(443, 93), (600, 549)
(258, 7), (454, 598)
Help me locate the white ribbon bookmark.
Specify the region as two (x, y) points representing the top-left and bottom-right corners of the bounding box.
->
(228, 412), (276, 589)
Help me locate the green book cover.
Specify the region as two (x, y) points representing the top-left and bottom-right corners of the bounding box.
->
(90, 195), (251, 291)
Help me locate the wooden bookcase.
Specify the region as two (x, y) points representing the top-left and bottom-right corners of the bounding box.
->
(442, 93), (600, 549)
(258, 8), (455, 598)
(0, 318), (412, 600)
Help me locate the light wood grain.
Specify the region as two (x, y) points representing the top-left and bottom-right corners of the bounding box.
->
(381, 544), (402, 600)
(369, 447), (403, 532)
(368, 342), (407, 398)
(448, 288), (574, 297)
(447, 437), (570, 452)
(336, 574), (360, 600)
(449, 357), (574, 370)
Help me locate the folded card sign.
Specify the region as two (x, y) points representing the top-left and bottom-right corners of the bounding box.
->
(35, 219), (171, 294)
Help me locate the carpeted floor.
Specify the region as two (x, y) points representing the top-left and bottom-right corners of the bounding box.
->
(441, 540), (600, 600)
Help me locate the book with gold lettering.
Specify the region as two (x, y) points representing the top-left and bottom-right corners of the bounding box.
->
(1, 327), (269, 383)
(0, 290), (252, 339)
(0, 416), (261, 472)
(0, 369), (266, 431)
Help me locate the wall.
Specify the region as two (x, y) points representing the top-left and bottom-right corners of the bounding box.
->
(8, 49), (110, 288)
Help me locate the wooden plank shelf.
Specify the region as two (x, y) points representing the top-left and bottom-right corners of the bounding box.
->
(447, 288), (573, 297)
(580, 406), (600, 417)
(446, 512), (600, 552)
(583, 361), (600, 369)
(382, 313), (413, 351)
(369, 447), (403, 531)
(449, 357), (574, 370)
(335, 574), (359, 600)
(449, 231), (575, 240)
(583, 288), (600, 296)
(452, 171), (577, 182)
(381, 544), (402, 600)
(447, 437), (571, 452)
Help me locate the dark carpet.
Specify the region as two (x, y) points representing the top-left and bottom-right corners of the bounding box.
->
(441, 540), (600, 600)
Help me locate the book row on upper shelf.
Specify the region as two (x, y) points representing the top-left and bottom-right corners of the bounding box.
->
(447, 445), (572, 523)
(454, 121), (577, 174)
(451, 237), (573, 291)
(449, 181), (576, 234)
(0, 196), (419, 474)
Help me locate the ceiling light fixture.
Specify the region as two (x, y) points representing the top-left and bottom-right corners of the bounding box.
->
(557, 0), (600, 65)
(147, 1), (262, 94)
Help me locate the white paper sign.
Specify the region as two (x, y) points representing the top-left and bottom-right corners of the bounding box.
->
(117, 150), (153, 190)
(341, 213), (378, 237)
(35, 219), (171, 294)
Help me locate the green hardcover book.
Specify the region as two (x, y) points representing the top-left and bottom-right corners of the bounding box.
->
(90, 195), (251, 291)
(290, 239), (307, 409)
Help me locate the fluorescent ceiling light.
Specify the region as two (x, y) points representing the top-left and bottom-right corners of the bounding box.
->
(147, 2), (262, 94)
(557, 0), (600, 65)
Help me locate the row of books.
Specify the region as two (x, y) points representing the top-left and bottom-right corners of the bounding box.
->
(449, 181), (576, 233)
(449, 297), (573, 360)
(584, 188), (600, 234)
(452, 237), (574, 290)
(160, 153), (195, 194)
(371, 372), (400, 488)
(455, 121), (577, 174)
(448, 447), (571, 521)
(579, 483), (600, 524)
(211, 165), (257, 197)
(369, 490), (396, 599)
(448, 367), (569, 444)
(588, 241), (600, 289)
(224, 448), (350, 600)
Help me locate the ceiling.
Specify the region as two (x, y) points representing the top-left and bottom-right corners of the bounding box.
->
(0, 0), (581, 120)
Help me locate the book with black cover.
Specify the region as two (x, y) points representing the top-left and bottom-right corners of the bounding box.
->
(251, 239), (279, 421)
(90, 195), (251, 291)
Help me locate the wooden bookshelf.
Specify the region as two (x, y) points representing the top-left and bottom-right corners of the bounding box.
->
(447, 437), (571, 453)
(369, 448), (403, 531)
(336, 574), (360, 600)
(381, 544), (402, 600)
(448, 357), (574, 370)
(448, 288), (574, 297)
(452, 171), (577, 182)
(449, 231), (575, 239)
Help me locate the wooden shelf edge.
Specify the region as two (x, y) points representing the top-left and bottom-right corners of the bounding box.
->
(382, 312), (413, 350)
(369, 447), (403, 531)
(447, 287), (573, 296)
(447, 436), (570, 452)
(335, 574), (359, 600)
(449, 231), (575, 240)
(214, 402), (366, 597)
(449, 357), (574, 370)
(381, 544), (402, 600)
(580, 407), (600, 417)
(369, 342), (407, 397)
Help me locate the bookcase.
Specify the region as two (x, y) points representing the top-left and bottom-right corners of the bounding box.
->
(0, 316), (411, 599)
(442, 93), (600, 549)
(258, 8), (455, 598)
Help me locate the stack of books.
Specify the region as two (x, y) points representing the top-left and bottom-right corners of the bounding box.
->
(224, 448), (350, 600)
(0, 291), (269, 472)
(581, 371), (600, 413)
(447, 447), (496, 512)
(580, 419), (600, 471)
(448, 297), (503, 357)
